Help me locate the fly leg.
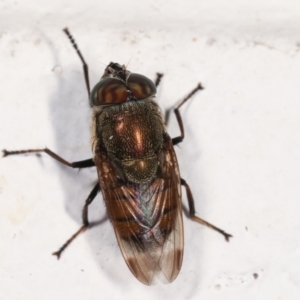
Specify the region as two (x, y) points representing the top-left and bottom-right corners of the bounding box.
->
(3, 148), (99, 257)
(154, 72), (164, 87)
(172, 83), (204, 145)
(2, 148), (95, 169)
(53, 182), (101, 259)
(181, 178), (232, 241)
(63, 28), (91, 96)
(173, 84), (232, 240)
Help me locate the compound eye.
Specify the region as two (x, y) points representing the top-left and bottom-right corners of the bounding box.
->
(127, 73), (156, 100)
(90, 78), (128, 106)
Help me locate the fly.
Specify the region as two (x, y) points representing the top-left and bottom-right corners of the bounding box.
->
(3, 28), (232, 285)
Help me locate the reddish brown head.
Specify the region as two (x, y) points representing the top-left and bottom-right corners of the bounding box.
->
(90, 62), (156, 106)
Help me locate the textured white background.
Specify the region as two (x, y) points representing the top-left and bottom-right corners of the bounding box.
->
(1, 0), (300, 299)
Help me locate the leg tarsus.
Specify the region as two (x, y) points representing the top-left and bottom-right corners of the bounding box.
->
(52, 182), (100, 259)
(190, 215), (233, 242)
(52, 225), (87, 259)
(180, 178), (232, 242)
(2, 148), (95, 169)
(172, 83), (204, 145)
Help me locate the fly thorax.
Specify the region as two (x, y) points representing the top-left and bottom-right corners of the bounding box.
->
(98, 100), (165, 183)
(122, 157), (158, 184)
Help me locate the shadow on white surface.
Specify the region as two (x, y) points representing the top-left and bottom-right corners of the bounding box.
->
(1, 1), (300, 300)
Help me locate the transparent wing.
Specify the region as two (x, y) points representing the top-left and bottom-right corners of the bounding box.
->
(94, 136), (183, 285)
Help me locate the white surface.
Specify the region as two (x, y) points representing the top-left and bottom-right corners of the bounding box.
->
(1, 1), (300, 299)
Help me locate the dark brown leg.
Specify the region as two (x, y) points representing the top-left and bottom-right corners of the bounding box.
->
(2, 148), (95, 169)
(63, 28), (91, 96)
(172, 83), (204, 145)
(181, 178), (232, 241)
(52, 182), (100, 259)
(154, 72), (164, 87)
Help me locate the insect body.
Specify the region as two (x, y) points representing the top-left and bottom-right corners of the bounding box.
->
(91, 63), (184, 284)
(3, 29), (232, 285)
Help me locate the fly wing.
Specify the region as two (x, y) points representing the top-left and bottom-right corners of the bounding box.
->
(94, 135), (183, 285)
(154, 137), (184, 283)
